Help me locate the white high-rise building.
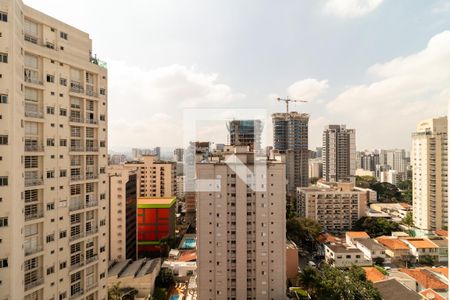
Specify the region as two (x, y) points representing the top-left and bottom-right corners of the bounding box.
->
(0, 1), (109, 299)
(196, 146), (286, 299)
(412, 116), (448, 231)
(322, 125), (356, 182)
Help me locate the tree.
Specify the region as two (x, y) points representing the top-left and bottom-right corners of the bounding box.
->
(402, 212), (414, 229)
(154, 268), (175, 290)
(152, 288), (167, 300)
(310, 177), (319, 185)
(108, 282), (122, 300)
(354, 217), (401, 238)
(356, 176), (377, 188)
(287, 217), (323, 247)
(373, 257), (385, 266)
(398, 180), (412, 204)
(297, 265), (381, 300)
(371, 182), (402, 202)
(419, 255), (435, 266)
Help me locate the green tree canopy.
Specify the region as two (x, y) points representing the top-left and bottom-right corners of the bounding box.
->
(287, 217), (323, 246)
(354, 217), (401, 238)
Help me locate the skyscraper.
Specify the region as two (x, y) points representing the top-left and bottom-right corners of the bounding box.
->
(322, 125), (356, 182)
(0, 1), (109, 299)
(272, 112), (309, 194)
(412, 116), (448, 230)
(196, 146), (286, 299)
(228, 119), (262, 150)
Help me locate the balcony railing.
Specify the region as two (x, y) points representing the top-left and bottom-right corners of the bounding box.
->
(70, 174), (84, 182)
(85, 254), (98, 265)
(85, 173), (98, 180)
(70, 145), (84, 152)
(85, 118), (98, 125)
(70, 232), (85, 242)
(86, 227), (98, 237)
(70, 116), (84, 123)
(24, 109), (44, 119)
(24, 278), (44, 291)
(70, 82), (84, 93)
(85, 282), (98, 293)
(70, 260), (85, 272)
(85, 200), (98, 208)
(25, 210), (44, 221)
(86, 90), (98, 97)
(85, 145), (98, 152)
(70, 289), (84, 300)
(25, 244), (43, 256)
(24, 144), (44, 152)
(69, 201), (84, 212)
(25, 177), (44, 187)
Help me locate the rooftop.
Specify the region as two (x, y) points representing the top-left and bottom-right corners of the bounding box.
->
(406, 238), (439, 249)
(429, 238), (448, 248)
(108, 258), (161, 279)
(429, 268), (448, 279)
(346, 231), (370, 239)
(316, 233), (338, 244)
(355, 238), (386, 251)
(137, 197), (176, 208)
(419, 288), (446, 300)
(400, 268), (448, 290)
(363, 267), (386, 283)
(374, 279), (421, 300)
(326, 244), (363, 254)
(435, 230), (448, 237)
(376, 237), (409, 250)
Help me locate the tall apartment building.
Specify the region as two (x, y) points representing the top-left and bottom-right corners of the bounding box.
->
(0, 2), (109, 299)
(357, 151), (380, 172)
(125, 155), (176, 198)
(108, 165), (137, 261)
(272, 112), (309, 194)
(228, 119), (262, 150)
(412, 116), (448, 230)
(173, 148), (184, 162)
(196, 146), (286, 299)
(322, 125), (356, 182)
(380, 149), (408, 173)
(296, 182), (367, 233)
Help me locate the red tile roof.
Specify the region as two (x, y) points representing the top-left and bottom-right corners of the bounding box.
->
(363, 267), (386, 283)
(435, 230), (448, 237)
(376, 237), (409, 250)
(419, 288), (446, 300)
(400, 268), (448, 290)
(346, 231), (370, 239)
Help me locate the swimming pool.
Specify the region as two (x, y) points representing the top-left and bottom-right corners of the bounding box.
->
(181, 238), (196, 249)
(170, 295), (180, 300)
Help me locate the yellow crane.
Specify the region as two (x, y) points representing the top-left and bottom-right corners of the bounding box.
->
(276, 97), (308, 113)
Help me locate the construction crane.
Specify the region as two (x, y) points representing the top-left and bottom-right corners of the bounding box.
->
(276, 97), (308, 113)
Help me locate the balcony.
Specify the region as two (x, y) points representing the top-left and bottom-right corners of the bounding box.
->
(85, 254), (98, 265)
(25, 177), (43, 187)
(85, 145), (98, 152)
(70, 260), (85, 272)
(70, 174), (84, 182)
(85, 173), (98, 180)
(25, 210), (44, 221)
(25, 244), (43, 256)
(85, 118), (98, 125)
(69, 200), (84, 212)
(70, 82), (84, 94)
(70, 115), (84, 123)
(24, 70), (43, 86)
(86, 90), (98, 98)
(24, 34), (57, 50)
(70, 289), (84, 300)
(25, 278), (44, 291)
(85, 282), (98, 293)
(24, 144), (44, 152)
(70, 145), (84, 152)
(70, 232), (85, 242)
(86, 227), (98, 237)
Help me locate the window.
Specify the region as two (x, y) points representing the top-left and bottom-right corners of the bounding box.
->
(47, 106), (55, 114)
(100, 246), (105, 253)
(59, 230), (67, 239)
(0, 135), (7, 145)
(99, 114), (105, 121)
(47, 266), (55, 275)
(47, 74), (55, 83)
(47, 170), (55, 179)
(100, 141), (105, 147)
(60, 170), (67, 177)
(0, 12), (7, 22)
(47, 138), (55, 146)
(60, 78), (67, 86)
(0, 53), (7, 63)
(47, 203), (55, 210)
(0, 217), (8, 227)
(60, 108), (67, 116)
(0, 94), (7, 104)
(0, 177), (8, 186)
(60, 32), (68, 40)
(0, 259), (8, 268)
(60, 261), (67, 269)
(99, 88), (106, 95)
(46, 234), (55, 243)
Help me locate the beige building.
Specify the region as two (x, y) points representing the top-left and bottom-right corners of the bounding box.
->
(125, 155), (176, 198)
(0, 1), (109, 300)
(412, 116), (448, 230)
(286, 240), (299, 282)
(196, 146), (286, 299)
(297, 182), (367, 233)
(108, 165), (138, 261)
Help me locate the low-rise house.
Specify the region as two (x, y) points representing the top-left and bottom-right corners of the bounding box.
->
(373, 278), (422, 300)
(435, 230), (448, 238)
(345, 231), (370, 247)
(376, 237), (413, 264)
(324, 244), (372, 267)
(363, 267), (387, 283)
(388, 269), (418, 291)
(400, 268), (448, 293)
(354, 238), (386, 261)
(315, 233), (339, 256)
(403, 238), (439, 263)
(370, 202), (412, 220)
(429, 237), (448, 263)
(108, 258), (161, 299)
(419, 288), (446, 300)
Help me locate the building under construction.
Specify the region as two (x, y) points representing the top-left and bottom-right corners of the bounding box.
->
(227, 120), (263, 150)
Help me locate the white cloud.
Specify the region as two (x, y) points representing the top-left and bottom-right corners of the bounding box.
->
(326, 31), (450, 149)
(287, 78), (329, 102)
(107, 61), (245, 149)
(324, 0), (383, 18)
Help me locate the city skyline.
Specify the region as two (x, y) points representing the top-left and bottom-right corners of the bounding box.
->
(25, 0), (450, 150)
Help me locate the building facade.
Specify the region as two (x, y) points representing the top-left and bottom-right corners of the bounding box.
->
(228, 119), (262, 150)
(196, 146), (286, 299)
(297, 183), (367, 233)
(137, 197), (176, 257)
(125, 155), (176, 198)
(322, 125), (356, 182)
(412, 116), (448, 230)
(272, 112), (309, 194)
(0, 1), (109, 299)
(108, 165), (137, 261)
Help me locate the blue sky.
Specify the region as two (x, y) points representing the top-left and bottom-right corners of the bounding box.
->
(26, 0), (450, 150)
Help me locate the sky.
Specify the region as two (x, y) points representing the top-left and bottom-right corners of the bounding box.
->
(25, 0), (450, 152)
